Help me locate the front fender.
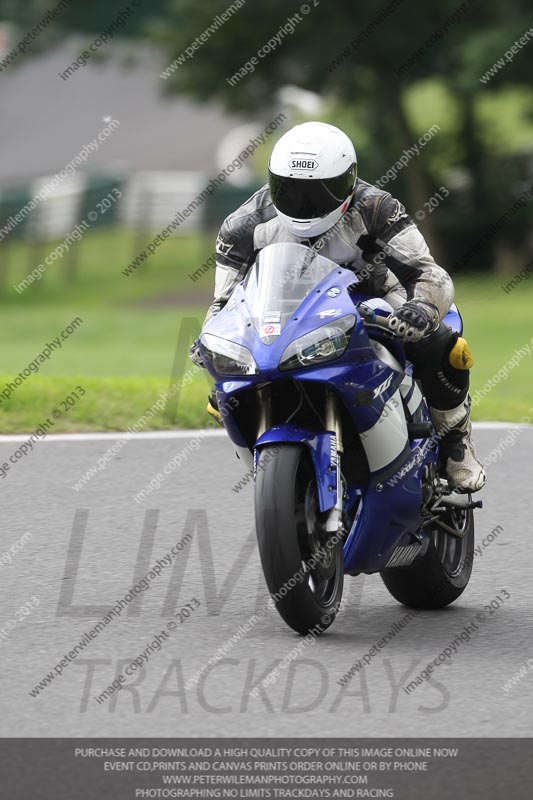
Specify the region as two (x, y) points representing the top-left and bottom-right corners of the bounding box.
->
(255, 424), (337, 512)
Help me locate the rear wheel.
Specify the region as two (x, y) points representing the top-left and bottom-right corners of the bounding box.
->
(380, 506), (474, 609)
(255, 444), (344, 634)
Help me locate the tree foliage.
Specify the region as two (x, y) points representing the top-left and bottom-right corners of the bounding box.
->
(2, 0), (533, 268)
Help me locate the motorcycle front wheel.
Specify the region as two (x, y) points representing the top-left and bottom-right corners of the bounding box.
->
(255, 444), (344, 635)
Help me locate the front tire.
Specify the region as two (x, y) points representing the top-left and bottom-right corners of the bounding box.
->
(380, 507), (474, 609)
(255, 444), (344, 635)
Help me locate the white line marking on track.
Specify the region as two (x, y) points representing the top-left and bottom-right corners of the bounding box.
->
(472, 422), (532, 429)
(0, 421), (529, 444)
(0, 429), (226, 443)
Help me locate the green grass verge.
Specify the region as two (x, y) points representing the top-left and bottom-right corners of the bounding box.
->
(4, 229), (215, 306)
(454, 277), (533, 421)
(0, 307), (204, 377)
(0, 374), (214, 433)
(0, 228), (531, 431)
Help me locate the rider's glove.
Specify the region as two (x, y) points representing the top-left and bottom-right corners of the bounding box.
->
(189, 339), (205, 368)
(388, 300), (439, 342)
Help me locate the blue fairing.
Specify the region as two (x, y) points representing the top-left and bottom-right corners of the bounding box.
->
(200, 245), (449, 574)
(444, 304), (463, 334)
(255, 426), (337, 512)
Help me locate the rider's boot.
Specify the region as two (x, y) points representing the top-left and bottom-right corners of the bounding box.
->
(429, 396), (486, 493)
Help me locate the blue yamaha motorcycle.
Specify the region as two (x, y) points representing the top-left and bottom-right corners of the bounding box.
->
(199, 243), (482, 635)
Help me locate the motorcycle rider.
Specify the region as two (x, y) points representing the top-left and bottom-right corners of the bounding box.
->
(190, 121), (486, 493)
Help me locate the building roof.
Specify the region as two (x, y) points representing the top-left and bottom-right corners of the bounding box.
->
(0, 36), (246, 184)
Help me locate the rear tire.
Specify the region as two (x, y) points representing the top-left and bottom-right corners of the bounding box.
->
(381, 507), (474, 609)
(255, 444), (344, 635)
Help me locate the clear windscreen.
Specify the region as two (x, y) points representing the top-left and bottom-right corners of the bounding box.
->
(243, 243), (339, 343)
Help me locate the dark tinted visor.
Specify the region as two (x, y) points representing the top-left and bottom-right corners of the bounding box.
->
(269, 164), (356, 219)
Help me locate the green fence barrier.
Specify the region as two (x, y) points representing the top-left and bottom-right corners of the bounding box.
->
(78, 173), (125, 228)
(203, 181), (261, 229)
(0, 185), (34, 242)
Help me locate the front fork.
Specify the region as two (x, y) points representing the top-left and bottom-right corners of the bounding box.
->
(325, 388), (343, 534)
(256, 383), (272, 439)
(256, 384), (344, 534)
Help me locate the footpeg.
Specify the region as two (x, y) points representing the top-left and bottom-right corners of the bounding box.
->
(434, 492), (483, 511)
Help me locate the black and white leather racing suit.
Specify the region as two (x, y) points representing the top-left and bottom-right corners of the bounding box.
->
(198, 178), (486, 492)
(204, 179), (453, 327)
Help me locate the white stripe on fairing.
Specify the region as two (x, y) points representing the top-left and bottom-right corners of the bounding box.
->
(360, 389), (408, 473)
(400, 373), (414, 402)
(407, 383), (424, 416)
(370, 340), (403, 373)
(399, 373), (423, 417)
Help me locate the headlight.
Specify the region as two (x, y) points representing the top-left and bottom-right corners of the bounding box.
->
(279, 315), (355, 371)
(200, 333), (259, 376)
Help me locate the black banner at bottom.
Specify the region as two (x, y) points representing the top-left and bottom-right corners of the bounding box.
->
(1, 738), (531, 799)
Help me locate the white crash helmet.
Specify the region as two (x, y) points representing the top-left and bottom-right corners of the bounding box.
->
(268, 121), (357, 238)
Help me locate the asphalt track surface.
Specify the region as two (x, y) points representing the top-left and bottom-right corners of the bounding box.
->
(1, 425), (531, 737)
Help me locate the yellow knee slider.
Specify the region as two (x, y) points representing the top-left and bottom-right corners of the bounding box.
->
(449, 337), (474, 370)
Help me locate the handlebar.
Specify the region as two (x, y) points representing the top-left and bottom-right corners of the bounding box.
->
(356, 302), (399, 335)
